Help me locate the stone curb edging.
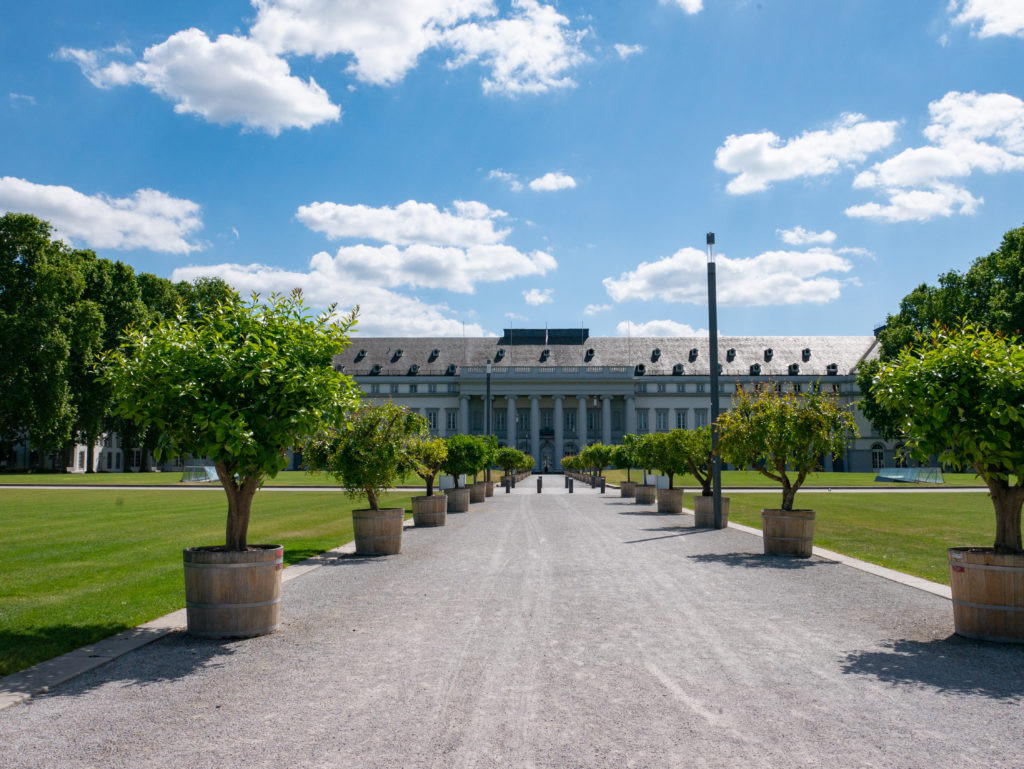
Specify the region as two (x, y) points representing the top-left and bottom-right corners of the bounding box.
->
(0, 518), (417, 712)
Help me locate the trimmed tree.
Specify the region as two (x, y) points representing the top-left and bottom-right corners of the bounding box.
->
(648, 430), (689, 489)
(633, 434), (659, 479)
(409, 436), (448, 497)
(682, 425), (715, 496)
(717, 387), (859, 511)
(611, 438), (638, 483)
(443, 434), (488, 488)
(100, 290), (359, 550)
(875, 324), (1024, 554)
(305, 402), (427, 510)
(495, 446), (527, 477)
(580, 443), (613, 478)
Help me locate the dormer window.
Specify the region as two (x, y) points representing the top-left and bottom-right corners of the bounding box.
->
(802, 348), (811, 362)
(354, 349), (366, 362)
(826, 363), (839, 376)
(688, 348), (698, 362)
(764, 348), (773, 362)
(369, 364), (381, 375)
(428, 348), (440, 362)
(584, 348), (595, 362)
(540, 349), (550, 362)
(651, 348), (661, 362)
(391, 349), (403, 362)
(635, 363), (647, 376)
(494, 348), (505, 362)
(726, 348), (736, 362)
(750, 363), (761, 376)
(672, 363), (684, 375)
(408, 364), (419, 375)
(789, 363), (800, 375)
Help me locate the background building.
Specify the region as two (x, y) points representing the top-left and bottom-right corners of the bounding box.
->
(340, 328), (893, 473)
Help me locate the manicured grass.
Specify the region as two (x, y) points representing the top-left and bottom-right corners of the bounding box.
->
(723, 492), (995, 586)
(0, 488), (414, 677)
(600, 469), (987, 488)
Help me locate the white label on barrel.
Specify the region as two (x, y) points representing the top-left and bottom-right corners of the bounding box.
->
(951, 551), (963, 560)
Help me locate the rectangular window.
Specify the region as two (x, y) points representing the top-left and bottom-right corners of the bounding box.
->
(656, 383), (666, 393)
(131, 449), (142, 469)
(694, 408), (708, 428)
(426, 409), (438, 432)
(636, 383), (647, 393)
(408, 384), (417, 394)
(696, 383), (705, 393)
(447, 383), (458, 393)
(370, 383), (380, 394)
(471, 409), (483, 432)
(428, 383), (438, 394)
(612, 410), (622, 431)
(116, 453), (122, 470)
(446, 410), (459, 433)
(390, 384), (400, 394)
(565, 410), (576, 434)
(793, 383), (802, 393)
(675, 409), (687, 430)
(831, 383), (841, 393)
(517, 408), (530, 435)
(636, 409), (649, 434)
(106, 452), (113, 470)
(495, 409), (506, 434)
(655, 409), (669, 432)
(676, 383), (686, 393)
(78, 451), (85, 469)
(587, 408), (601, 433)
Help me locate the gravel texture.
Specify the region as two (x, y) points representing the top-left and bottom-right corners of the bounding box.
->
(2, 483), (1022, 768)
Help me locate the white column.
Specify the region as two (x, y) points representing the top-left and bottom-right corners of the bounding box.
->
(506, 395), (517, 445)
(553, 395), (565, 469)
(625, 395), (636, 435)
(530, 395), (541, 470)
(459, 395), (469, 436)
(601, 395), (612, 445)
(577, 396), (588, 447)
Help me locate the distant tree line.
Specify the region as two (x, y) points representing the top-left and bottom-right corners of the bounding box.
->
(0, 212), (233, 471)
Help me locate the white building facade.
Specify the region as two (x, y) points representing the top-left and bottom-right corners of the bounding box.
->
(340, 328), (895, 474)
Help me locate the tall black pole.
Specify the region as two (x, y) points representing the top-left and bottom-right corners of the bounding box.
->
(707, 233), (724, 529)
(485, 360), (492, 483)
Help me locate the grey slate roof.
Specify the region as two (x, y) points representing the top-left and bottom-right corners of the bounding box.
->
(338, 335), (879, 378)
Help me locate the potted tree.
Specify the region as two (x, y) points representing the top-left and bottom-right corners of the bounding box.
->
(100, 290), (359, 637)
(519, 453), (535, 479)
(495, 446), (527, 488)
(580, 443), (612, 486)
(632, 434), (659, 505)
(718, 386), (858, 556)
(650, 430), (688, 514)
(409, 436), (448, 526)
(683, 425), (729, 527)
(875, 324), (1024, 641)
(482, 435), (498, 496)
(443, 434), (487, 512)
(614, 435), (640, 497)
(468, 435), (496, 501)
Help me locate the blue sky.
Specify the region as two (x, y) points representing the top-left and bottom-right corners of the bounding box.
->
(3, 0), (1023, 337)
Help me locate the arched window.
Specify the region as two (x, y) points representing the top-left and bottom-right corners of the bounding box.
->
(871, 443), (885, 470)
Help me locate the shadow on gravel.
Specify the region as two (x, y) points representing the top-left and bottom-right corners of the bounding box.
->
(32, 631), (238, 701)
(624, 526), (707, 544)
(841, 638), (1024, 701)
(317, 552), (389, 567)
(618, 509), (672, 516)
(687, 552), (838, 570)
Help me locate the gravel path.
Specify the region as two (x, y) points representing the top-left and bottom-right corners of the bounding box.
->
(2, 483), (1022, 768)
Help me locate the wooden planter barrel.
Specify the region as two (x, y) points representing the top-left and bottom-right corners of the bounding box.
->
(484, 481), (495, 497)
(761, 509), (815, 557)
(948, 547), (1024, 643)
(693, 495), (730, 528)
(183, 545), (283, 638)
(620, 481), (637, 498)
(657, 487), (684, 514)
(634, 484), (657, 504)
(447, 487), (471, 512)
(469, 482), (486, 503)
(353, 508), (404, 555)
(412, 495), (447, 527)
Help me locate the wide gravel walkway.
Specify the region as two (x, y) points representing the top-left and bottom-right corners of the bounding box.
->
(2, 482), (1022, 768)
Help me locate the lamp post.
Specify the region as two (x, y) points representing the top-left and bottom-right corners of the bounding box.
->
(485, 359), (492, 483)
(706, 232), (724, 529)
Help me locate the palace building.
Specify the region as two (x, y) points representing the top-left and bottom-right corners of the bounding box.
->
(339, 328), (894, 473)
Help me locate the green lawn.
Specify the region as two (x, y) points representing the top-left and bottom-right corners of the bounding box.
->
(0, 488), (414, 677)
(601, 469), (987, 488)
(723, 492), (994, 586)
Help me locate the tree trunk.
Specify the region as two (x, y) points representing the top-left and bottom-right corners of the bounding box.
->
(216, 462), (260, 551)
(986, 477), (1024, 554)
(781, 482), (797, 511)
(85, 434), (95, 474)
(367, 487), (379, 510)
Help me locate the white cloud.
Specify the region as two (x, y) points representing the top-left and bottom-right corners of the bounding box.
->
(660, 0), (703, 14)
(0, 176), (203, 254)
(777, 226), (837, 246)
(488, 169), (524, 192)
(848, 91), (1024, 221)
(603, 246), (853, 307)
(9, 92), (36, 105)
(250, 0), (492, 85)
(444, 0), (588, 95)
(614, 43), (644, 59)
(616, 319), (707, 336)
(523, 287), (553, 305)
(59, 30), (340, 135)
(714, 113), (899, 194)
(295, 199), (509, 247)
(583, 303), (611, 315)
(950, 0), (1024, 38)
(528, 172), (577, 191)
(295, 198), (556, 293)
(171, 259), (487, 336)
